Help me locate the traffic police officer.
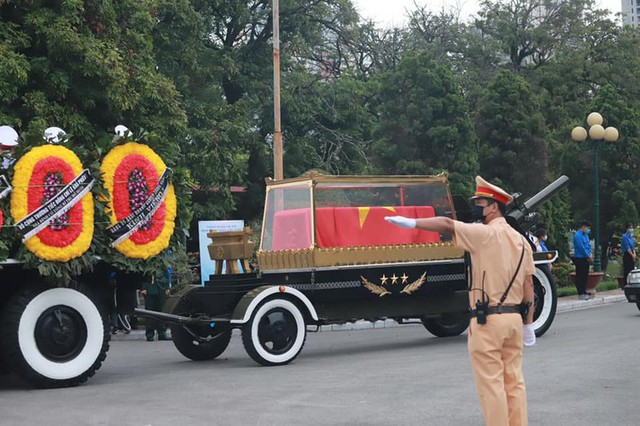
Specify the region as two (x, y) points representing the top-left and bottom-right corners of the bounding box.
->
(386, 176), (536, 426)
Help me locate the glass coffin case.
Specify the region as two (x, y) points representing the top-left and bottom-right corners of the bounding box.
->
(258, 174), (465, 271)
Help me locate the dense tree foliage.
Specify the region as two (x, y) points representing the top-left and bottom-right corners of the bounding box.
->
(475, 69), (547, 193)
(2, 0), (640, 267)
(0, 0), (186, 141)
(372, 52), (478, 196)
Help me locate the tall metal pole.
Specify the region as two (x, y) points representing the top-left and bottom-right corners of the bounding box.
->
(593, 144), (601, 272)
(272, 0), (283, 180)
(572, 113), (618, 274)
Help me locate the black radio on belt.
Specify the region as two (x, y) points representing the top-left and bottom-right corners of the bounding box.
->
(520, 301), (532, 321)
(475, 299), (488, 324)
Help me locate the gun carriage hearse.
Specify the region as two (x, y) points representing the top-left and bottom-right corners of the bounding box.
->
(137, 174), (569, 367)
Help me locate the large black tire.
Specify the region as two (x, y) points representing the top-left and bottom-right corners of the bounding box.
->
(241, 297), (306, 366)
(171, 323), (232, 361)
(531, 266), (557, 337)
(636, 300), (640, 311)
(421, 312), (470, 337)
(0, 283), (109, 388)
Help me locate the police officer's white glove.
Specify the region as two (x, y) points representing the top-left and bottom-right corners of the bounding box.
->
(384, 216), (416, 229)
(523, 324), (536, 347)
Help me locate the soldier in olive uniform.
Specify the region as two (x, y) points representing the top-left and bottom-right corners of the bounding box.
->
(140, 269), (171, 341)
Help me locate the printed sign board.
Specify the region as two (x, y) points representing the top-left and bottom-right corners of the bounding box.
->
(198, 220), (244, 285)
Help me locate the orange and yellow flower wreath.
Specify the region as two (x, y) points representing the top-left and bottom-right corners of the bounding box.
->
(100, 142), (177, 259)
(10, 145), (94, 261)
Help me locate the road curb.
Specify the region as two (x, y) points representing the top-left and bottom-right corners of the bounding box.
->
(556, 294), (627, 313)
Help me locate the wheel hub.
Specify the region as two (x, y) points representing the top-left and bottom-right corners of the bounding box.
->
(257, 308), (297, 355)
(35, 305), (88, 362)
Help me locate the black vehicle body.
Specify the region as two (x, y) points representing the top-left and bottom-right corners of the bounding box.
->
(623, 268), (640, 310)
(169, 259), (468, 323)
(136, 174), (568, 367)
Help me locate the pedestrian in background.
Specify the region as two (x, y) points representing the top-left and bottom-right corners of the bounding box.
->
(573, 220), (593, 300)
(140, 268), (171, 341)
(621, 224), (636, 285)
(386, 176), (536, 426)
(533, 228), (553, 274)
(534, 229), (548, 252)
(111, 272), (141, 334)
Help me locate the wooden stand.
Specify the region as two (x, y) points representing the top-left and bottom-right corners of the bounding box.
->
(207, 227), (255, 275)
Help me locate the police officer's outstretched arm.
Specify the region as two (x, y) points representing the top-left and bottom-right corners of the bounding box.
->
(385, 216), (456, 235)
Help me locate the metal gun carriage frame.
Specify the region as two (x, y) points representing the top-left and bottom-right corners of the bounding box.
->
(137, 174), (566, 366)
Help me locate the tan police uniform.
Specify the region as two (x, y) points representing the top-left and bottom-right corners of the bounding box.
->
(453, 177), (536, 426)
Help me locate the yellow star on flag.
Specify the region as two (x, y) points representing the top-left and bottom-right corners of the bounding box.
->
(357, 206), (397, 228)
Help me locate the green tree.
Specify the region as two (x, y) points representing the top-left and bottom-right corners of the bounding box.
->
(152, 0), (258, 226)
(277, 70), (377, 176)
(159, 0), (364, 225)
(475, 0), (594, 73)
(562, 85), (640, 270)
(372, 52), (478, 195)
(0, 0), (186, 142)
(475, 69), (547, 194)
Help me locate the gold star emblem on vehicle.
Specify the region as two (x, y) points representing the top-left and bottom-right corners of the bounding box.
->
(390, 274), (399, 285)
(401, 273), (409, 284)
(380, 274), (389, 285)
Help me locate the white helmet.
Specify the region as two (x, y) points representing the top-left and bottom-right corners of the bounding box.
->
(114, 124), (132, 138)
(0, 125), (19, 147)
(43, 126), (67, 144)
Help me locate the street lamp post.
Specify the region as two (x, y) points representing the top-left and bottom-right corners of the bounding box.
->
(571, 112), (619, 272)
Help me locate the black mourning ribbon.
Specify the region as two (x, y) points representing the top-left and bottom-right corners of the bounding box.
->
(106, 168), (171, 247)
(16, 169), (95, 242)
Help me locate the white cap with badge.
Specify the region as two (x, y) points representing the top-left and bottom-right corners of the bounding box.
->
(114, 124), (132, 138)
(0, 125), (19, 147)
(43, 126), (68, 144)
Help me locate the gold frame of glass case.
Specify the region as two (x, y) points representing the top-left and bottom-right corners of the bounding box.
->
(257, 173), (464, 271)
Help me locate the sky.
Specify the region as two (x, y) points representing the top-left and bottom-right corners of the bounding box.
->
(352, 0), (622, 27)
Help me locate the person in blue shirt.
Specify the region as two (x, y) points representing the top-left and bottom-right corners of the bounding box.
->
(621, 224), (636, 285)
(573, 220), (593, 300)
(534, 228), (549, 252)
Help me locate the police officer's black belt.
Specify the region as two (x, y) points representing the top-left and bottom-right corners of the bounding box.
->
(470, 305), (521, 317)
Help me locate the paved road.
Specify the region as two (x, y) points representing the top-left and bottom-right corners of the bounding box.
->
(1, 302), (638, 426)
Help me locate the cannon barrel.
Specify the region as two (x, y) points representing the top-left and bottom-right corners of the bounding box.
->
(507, 175), (569, 225)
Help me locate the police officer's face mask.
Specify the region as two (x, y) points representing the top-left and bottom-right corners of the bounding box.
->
(471, 204), (489, 223)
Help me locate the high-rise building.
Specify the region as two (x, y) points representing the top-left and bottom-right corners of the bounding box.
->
(622, 0), (640, 27)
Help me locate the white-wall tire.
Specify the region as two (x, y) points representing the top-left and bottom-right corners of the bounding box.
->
(1, 284), (109, 388)
(531, 266), (557, 337)
(241, 298), (306, 366)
